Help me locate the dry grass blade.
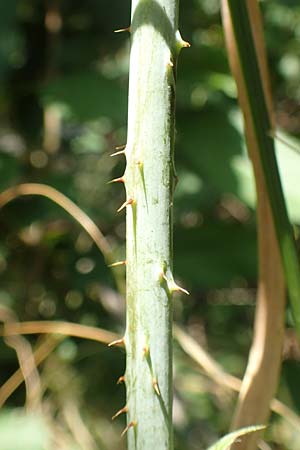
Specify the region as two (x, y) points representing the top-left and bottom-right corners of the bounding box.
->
(62, 400), (98, 450)
(0, 183), (112, 260)
(1, 321), (121, 346)
(0, 183), (125, 409)
(0, 334), (61, 408)
(221, 1), (286, 448)
(174, 324), (241, 392)
(0, 306), (42, 411)
(174, 325), (300, 433)
(0, 320), (122, 407)
(0, 183), (126, 294)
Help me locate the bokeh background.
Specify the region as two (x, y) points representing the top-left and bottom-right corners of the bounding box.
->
(0, 1), (300, 449)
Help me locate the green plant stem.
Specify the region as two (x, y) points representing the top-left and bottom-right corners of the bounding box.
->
(227, 0), (300, 333)
(123, 0), (184, 448)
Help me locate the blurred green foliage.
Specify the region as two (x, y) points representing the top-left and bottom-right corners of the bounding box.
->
(0, 1), (300, 449)
(0, 410), (49, 450)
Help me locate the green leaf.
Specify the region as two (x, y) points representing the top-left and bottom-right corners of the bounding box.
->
(207, 425), (265, 450)
(229, 111), (300, 223)
(174, 223), (257, 288)
(40, 70), (126, 122)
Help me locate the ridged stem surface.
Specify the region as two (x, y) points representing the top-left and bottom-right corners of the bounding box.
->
(124, 1), (182, 449)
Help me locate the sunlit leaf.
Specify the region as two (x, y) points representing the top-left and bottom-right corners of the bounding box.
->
(207, 425), (265, 450)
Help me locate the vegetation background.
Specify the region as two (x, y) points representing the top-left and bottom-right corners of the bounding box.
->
(0, 0), (300, 449)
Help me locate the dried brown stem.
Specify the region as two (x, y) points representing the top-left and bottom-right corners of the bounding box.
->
(0, 306), (42, 411)
(174, 325), (300, 433)
(0, 320), (121, 407)
(0, 334), (61, 408)
(1, 320), (121, 346)
(221, 1), (286, 448)
(62, 400), (98, 450)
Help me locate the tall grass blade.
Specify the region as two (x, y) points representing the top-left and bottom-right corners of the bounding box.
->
(227, 1), (300, 332)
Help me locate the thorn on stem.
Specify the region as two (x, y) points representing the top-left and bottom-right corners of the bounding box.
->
(108, 337), (125, 347)
(182, 40), (191, 48)
(107, 176), (125, 184)
(114, 26), (131, 33)
(117, 198), (134, 213)
(159, 264), (189, 296)
(110, 145), (126, 157)
(110, 149), (126, 157)
(117, 375), (125, 385)
(112, 406), (128, 420)
(171, 283), (190, 296)
(121, 421), (137, 437)
(152, 379), (161, 396)
(108, 260), (126, 268)
(143, 345), (150, 357)
(175, 30), (191, 50)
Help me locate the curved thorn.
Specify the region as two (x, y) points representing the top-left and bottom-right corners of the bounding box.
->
(121, 421), (137, 437)
(182, 40), (191, 48)
(176, 30), (191, 49)
(107, 176), (125, 185)
(108, 337), (125, 347)
(112, 406), (128, 420)
(108, 260), (126, 268)
(172, 284), (190, 295)
(117, 375), (125, 385)
(117, 198), (134, 213)
(115, 144), (126, 150)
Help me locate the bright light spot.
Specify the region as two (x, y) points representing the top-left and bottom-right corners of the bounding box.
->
(30, 150), (48, 168)
(75, 257), (95, 274)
